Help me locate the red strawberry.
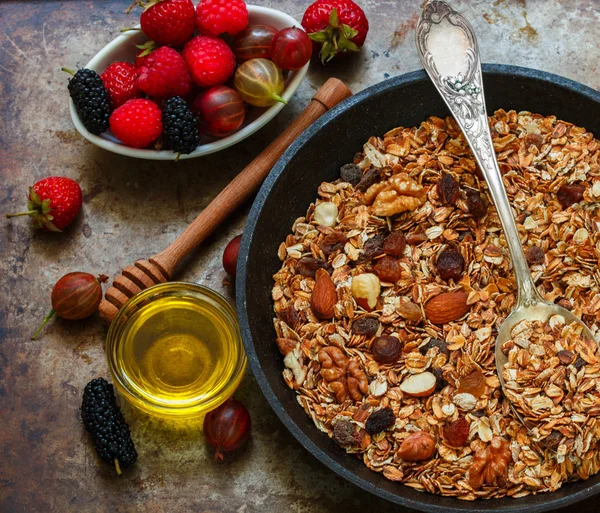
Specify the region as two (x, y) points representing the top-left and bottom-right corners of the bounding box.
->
(109, 99), (163, 148)
(136, 47), (192, 99)
(302, 0), (369, 63)
(196, 0), (248, 37)
(6, 177), (82, 231)
(101, 62), (140, 108)
(183, 36), (236, 87)
(131, 0), (196, 47)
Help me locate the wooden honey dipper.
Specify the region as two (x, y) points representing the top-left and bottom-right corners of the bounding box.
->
(98, 78), (352, 325)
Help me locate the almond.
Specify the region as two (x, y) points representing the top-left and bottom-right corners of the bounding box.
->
(310, 268), (337, 319)
(397, 431), (436, 461)
(399, 371), (436, 397)
(424, 290), (469, 324)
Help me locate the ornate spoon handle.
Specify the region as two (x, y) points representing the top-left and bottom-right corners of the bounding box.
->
(416, 0), (541, 308)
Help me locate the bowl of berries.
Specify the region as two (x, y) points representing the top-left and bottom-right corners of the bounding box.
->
(67, 1), (312, 160)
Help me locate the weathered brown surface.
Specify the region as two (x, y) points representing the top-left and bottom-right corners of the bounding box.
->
(0, 1), (599, 512)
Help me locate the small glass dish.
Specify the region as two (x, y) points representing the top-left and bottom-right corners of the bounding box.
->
(106, 282), (246, 418)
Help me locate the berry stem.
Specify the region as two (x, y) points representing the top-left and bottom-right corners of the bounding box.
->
(61, 67), (75, 76)
(114, 458), (122, 476)
(273, 94), (287, 105)
(120, 27), (142, 33)
(5, 210), (38, 219)
(31, 309), (56, 340)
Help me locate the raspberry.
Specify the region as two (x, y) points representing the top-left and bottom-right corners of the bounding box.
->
(109, 99), (163, 149)
(101, 62), (140, 108)
(183, 36), (236, 87)
(138, 0), (196, 47)
(196, 0), (248, 37)
(136, 47), (192, 100)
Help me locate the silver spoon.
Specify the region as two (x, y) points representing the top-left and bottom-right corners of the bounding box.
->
(415, 0), (594, 437)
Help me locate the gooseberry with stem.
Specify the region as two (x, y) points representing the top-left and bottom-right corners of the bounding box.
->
(234, 58), (286, 107)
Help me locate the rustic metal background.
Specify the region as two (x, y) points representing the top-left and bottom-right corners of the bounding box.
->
(1, 0), (599, 511)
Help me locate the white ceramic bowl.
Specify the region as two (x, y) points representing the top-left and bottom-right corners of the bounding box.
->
(69, 5), (309, 160)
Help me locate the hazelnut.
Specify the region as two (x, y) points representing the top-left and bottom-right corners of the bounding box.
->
(313, 202), (338, 227)
(397, 431), (436, 461)
(351, 273), (380, 311)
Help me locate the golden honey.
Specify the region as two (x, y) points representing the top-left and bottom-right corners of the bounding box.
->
(106, 283), (246, 418)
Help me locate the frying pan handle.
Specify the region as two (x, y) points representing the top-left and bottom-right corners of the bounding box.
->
(151, 78), (353, 277)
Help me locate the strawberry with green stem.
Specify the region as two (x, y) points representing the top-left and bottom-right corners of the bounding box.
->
(6, 176), (83, 232)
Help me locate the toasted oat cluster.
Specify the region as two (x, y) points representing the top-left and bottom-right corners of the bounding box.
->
(502, 317), (600, 456)
(271, 109), (600, 499)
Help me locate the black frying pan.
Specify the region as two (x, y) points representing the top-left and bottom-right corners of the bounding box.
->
(236, 65), (600, 512)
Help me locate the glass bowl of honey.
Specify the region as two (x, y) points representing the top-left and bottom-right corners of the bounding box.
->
(106, 282), (246, 418)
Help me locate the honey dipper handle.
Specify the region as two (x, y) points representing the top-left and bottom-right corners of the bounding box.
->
(150, 78), (352, 277)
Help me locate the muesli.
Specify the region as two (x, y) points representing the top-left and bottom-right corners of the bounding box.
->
(272, 109), (600, 499)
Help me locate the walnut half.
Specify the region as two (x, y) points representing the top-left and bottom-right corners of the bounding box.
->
(318, 346), (368, 403)
(363, 173), (426, 217)
(468, 436), (512, 490)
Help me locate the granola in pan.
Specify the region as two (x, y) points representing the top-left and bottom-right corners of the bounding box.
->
(271, 109), (600, 499)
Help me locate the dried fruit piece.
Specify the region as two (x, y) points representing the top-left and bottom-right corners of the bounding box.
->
(397, 301), (423, 322)
(468, 436), (512, 490)
(443, 416), (470, 447)
(544, 430), (563, 449)
(383, 231), (406, 257)
(557, 183), (585, 209)
(525, 246), (545, 265)
(356, 168), (381, 192)
(352, 317), (379, 337)
(313, 201), (338, 227)
(466, 189), (487, 219)
(373, 256), (402, 283)
(419, 339), (449, 358)
(296, 257), (330, 278)
(351, 273), (380, 311)
(436, 173), (460, 205)
(340, 163), (362, 185)
(424, 290), (470, 324)
(457, 370), (487, 399)
(310, 269), (337, 319)
(332, 420), (358, 446)
(371, 336), (401, 364)
(574, 356), (586, 370)
(431, 367), (447, 390)
(399, 372), (437, 397)
(557, 350), (575, 365)
(320, 231), (348, 256)
(436, 245), (465, 282)
(406, 232), (427, 245)
(365, 407), (395, 435)
(279, 304), (300, 329)
(361, 233), (385, 260)
(397, 431), (436, 461)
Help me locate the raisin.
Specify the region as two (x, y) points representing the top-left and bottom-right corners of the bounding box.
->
(544, 430), (563, 449)
(296, 257), (330, 278)
(457, 370), (486, 399)
(383, 231), (406, 257)
(471, 409), (486, 418)
(365, 407), (395, 435)
(574, 356), (586, 371)
(526, 246), (545, 265)
(557, 183), (585, 209)
(358, 233), (385, 262)
(320, 231), (348, 256)
(431, 367), (447, 390)
(554, 297), (573, 311)
(524, 133), (543, 150)
(466, 189), (487, 219)
(436, 245), (465, 282)
(373, 256), (402, 283)
(332, 420), (357, 446)
(557, 350), (575, 365)
(352, 317), (380, 337)
(356, 168), (382, 192)
(279, 304), (300, 328)
(419, 338), (449, 359)
(340, 163), (362, 185)
(443, 416), (470, 447)
(436, 173), (460, 205)
(371, 336), (402, 364)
